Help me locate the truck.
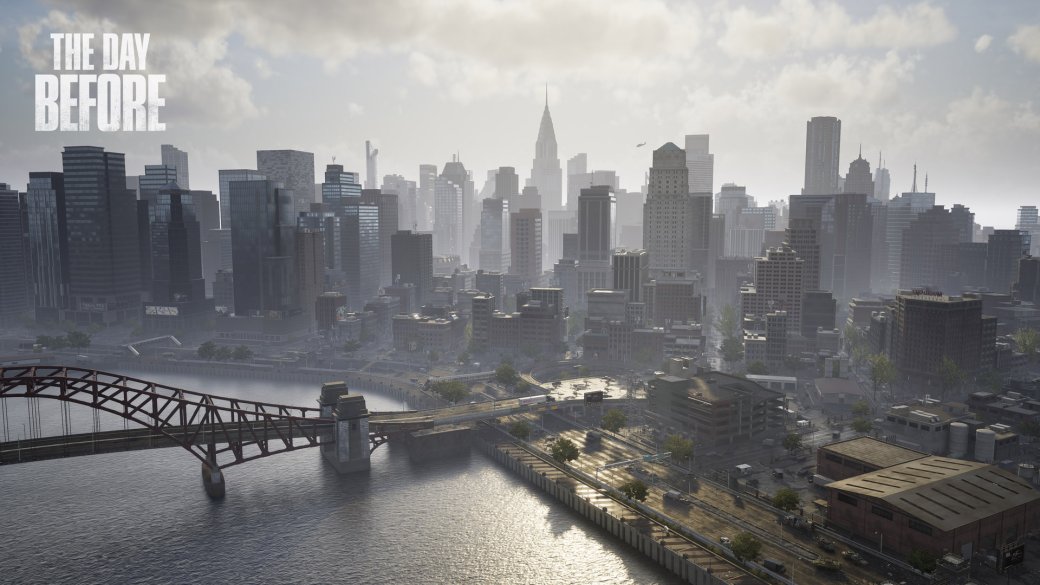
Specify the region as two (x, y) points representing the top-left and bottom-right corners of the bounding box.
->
(517, 395), (548, 406)
(664, 490), (689, 504)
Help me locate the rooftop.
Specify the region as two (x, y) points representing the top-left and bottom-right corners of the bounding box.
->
(820, 436), (927, 468)
(814, 377), (867, 397)
(828, 457), (1040, 532)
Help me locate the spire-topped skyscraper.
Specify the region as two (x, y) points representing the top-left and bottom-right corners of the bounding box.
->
(528, 90), (562, 210)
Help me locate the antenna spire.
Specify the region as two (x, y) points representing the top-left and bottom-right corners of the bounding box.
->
(912, 163), (918, 192)
(925, 173), (929, 192)
(878, 150), (882, 170)
(859, 143), (862, 158)
(545, 83), (548, 107)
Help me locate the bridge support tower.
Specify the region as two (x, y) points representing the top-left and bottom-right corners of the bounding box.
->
(318, 381), (371, 474)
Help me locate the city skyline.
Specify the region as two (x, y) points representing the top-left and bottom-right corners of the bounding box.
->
(1, 1), (1039, 227)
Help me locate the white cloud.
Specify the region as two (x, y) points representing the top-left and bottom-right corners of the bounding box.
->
(347, 102), (364, 118)
(17, 8), (259, 127)
(717, 0), (956, 60)
(1008, 24), (1040, 64)
(253, 57), (273, 79)
(974, 34), (993, 53)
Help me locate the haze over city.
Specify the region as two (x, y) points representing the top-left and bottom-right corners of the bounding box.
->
(2, 0), (1040, 226)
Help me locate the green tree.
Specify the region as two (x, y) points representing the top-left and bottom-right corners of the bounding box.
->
(508, 420), (531, 440)
(430, 380), (470, 404)
(343, 340), (362, 353)
(663, 434), (694, 462)
(568, 309), (587, 337)
(213, 345), (233, 361)
(65, 330), (91, 348)
(601, 408), (627, 433)
(197, 341), (217, 360)
(772, 487), (800, 511)
(851, 400), (871, 418)
(843, 323), (865, 357)
(619, 479), (649, 502)
(867, 353), (896, 400)
(782, 433), (802, 454)
(495, 363), (519, 386)
(549, 438), (580, 464)
(715, 304), (740, 340)
(746, 361), (769, 375)
(720, 337), (744, 363)
(852, 418), (873, 434)
(232, 345), (253, 361)
(1013, 328), (1040, 361)
(937, 356), (964, 400)
(908, 549), (937, 573)
(730, 532), (762, 561)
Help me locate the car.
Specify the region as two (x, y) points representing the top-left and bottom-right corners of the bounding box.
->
(719, 536), (732, 546)
(815, 537), (836, 552)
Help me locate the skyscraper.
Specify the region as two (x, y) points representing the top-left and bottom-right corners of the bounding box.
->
(644, 143), (691, 276)
(510, 208), (542, 283)
(229, 179), (296, 316)
(26, 172), (68, 322)
(529, 93), (562, 210)
(899, 206), (959, 290)
(873, 153), (891, 201)
(684, 134), (714, 194)
(365, 140), (379, 189)
(986, 229), (1030, 293)
(741, 244), (806, 333)
(612, 249), (648, 303)
(803, 116), (841, 195)
(0, 184), (29, 325)
(1016, 205), (1040, 256)
(61, 146), (141, 324)
(382, 174), (417, 231)
(495, 166), (520, 201)
(160, 144), (190, 189)
(578, 185), (615, 264)
(324, 165), (379, 309)
(843, 150), (874, 197)
(257, 149), (315, 214)
(882, 182), (935, 292)
(361, 189), (397, 288)
(218, 169), (266, 229)
(434, 174), (464, 258)
(391, 230), (433, 306)
(417, 164), (437, 231)
(479, 197), (511, 272)
(566, 153), (587, 211)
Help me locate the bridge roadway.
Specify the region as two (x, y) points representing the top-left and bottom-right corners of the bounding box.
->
(0, 396), (576, 465)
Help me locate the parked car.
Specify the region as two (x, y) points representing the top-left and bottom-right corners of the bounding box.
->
(719, 536), (732, 546)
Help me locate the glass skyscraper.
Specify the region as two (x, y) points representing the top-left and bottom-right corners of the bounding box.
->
(26, 172), (68, 322)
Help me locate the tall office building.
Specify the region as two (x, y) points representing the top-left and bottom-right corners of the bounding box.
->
(434, 176), (463, 258)
(61, 146), (141, 324)
(545, 209), (576, 267)
(218, 169), (266, 229)
(382, 174), (417, 231)
(529, 94), (562, 210)
(495, 167), (520, 201)
(986, 230), (1030, 293)
(324, 165), (379, 309)
(873, 154), (891, 201)
(257, 149), (315, 213)
(365, 140), (379, 189)
(0, 184), (29, 325)
(715, 183), (752, 228)
(1016, 205), (1040, 256)
(784, 217), (821, 291)
(684, 134), (714, 194)
(789, 192), (872, 299)
(362, 189), (398, 288)
(578, 185), (615, 264)
(803, 116), (841, 195)
(295, 227), (325, 328)
(188, 190), (220, 295)
(741, 244), (806, 333)
(566, 153), (587, 211)
(899, 206), (959, 290)
(612, 249), (648, 303)
(843, 151), (874, 197)
(229, 179), (296, 316)
(416, 164), (438, 232)
(644, 142), (698, 278)
(139, 165), (179, 200)
(479, 198), (511, 272)
(882, 186), (935, 292)
(391, 230), (433, 306)
(890, 291), (990, 382)
(25, 172), (68, 322)
(160, 144), (190, 189)
(510, 208), (543, 283)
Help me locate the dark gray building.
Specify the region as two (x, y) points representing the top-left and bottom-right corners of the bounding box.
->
(229, 179), (296, 315)
(612, 249), (648, 303)
(26, 173), (68, 322)
(0, 184), (29, 325)
(61, 146), (141, 325)
(362, 189), (397, 288)
(986, 230), (1030, 293)
(803, 116), (841, 195)
(578, 185), (615, 264)
(324, 165), (379, 309)
(391, 230), (433, 307)
(218, 169), (266, 229)
(257, 149), (315, 214)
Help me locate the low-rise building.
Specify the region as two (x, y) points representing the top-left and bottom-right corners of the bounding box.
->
(879, 402), (972, 455)
(391, 311), (467, 352)
(817, 436), (928, 481)
(648, 370), (784, 447)
(826, 456), (1040, 560)
(812, 377), (869, 413)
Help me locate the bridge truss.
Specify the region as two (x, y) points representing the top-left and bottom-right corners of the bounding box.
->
(0, 366), (333, 469)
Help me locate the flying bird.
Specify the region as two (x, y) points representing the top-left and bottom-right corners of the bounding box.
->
(636, 142), (646, 147)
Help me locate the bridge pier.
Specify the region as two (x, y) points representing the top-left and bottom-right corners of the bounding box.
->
(201, 462), (225, 499)
(318, 382), (371, 474)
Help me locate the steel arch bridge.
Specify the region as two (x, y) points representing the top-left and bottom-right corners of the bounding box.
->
(0, 365), (334, 470)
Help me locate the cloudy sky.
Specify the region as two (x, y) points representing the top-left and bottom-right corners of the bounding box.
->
(1, 0), (1038, 227)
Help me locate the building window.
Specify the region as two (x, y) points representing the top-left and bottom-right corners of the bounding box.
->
(872, 505), (893, 520)
(837, 492), (858, 507)
(909, 518), (932, 536)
